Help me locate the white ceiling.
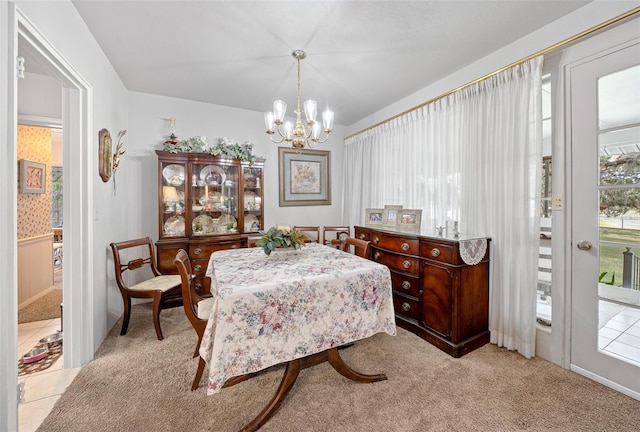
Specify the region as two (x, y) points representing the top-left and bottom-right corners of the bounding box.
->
(68, 0), (592, 126)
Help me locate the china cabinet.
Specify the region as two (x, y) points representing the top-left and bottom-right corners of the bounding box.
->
(355, 226), (490, 357)
(155, 151), (265, 275)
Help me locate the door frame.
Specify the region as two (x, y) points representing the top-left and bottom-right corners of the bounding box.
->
(0, 4), (94, 430)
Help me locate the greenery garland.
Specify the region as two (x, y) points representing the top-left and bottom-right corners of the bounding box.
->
(162, 136), (257, 164)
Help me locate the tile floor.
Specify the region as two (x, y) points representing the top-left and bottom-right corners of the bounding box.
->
(17, 318), (81, 432)
(537, 293), (640, 366)
(598, 300), (640, 366)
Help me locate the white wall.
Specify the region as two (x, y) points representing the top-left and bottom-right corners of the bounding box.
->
(128, 91), (347, 240)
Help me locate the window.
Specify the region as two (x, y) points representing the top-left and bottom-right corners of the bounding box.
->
(51, 166), (63, 227)
(537, 74), (552, 325)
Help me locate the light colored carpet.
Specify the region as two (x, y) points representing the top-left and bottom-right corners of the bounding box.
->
(38, 304), (640, 431)
(18, 288), (62, 324)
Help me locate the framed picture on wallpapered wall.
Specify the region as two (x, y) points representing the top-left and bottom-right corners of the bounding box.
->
(19, 159), (46, 194)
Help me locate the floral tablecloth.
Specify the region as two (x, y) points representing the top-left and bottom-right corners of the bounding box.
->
(200, 242), (396, 395)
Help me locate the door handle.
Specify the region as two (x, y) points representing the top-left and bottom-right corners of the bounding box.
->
(577, 241), (592, 251)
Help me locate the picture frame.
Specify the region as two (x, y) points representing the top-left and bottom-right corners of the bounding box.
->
(98, 128), (112, 182)
(19, 159), (46, 194)
(278, 147), (331, 206)
(397, 209), (422, 233)
(383, 205), (403, 228)
(364, 208), (384, 226)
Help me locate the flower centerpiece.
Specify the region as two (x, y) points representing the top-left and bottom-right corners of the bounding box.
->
(255, 226), (308, 256)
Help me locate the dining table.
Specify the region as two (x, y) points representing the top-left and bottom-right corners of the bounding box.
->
(200, 241), (396, 431)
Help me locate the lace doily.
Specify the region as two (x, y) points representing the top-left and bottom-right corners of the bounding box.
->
(459, 238), (487, 265)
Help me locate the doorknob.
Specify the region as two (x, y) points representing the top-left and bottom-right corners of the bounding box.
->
(577, 241), (592, 251)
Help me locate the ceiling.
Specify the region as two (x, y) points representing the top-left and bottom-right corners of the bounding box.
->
(67, 1), (592, 127)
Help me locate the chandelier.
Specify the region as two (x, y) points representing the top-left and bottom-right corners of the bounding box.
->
(264, 50), (334, 150)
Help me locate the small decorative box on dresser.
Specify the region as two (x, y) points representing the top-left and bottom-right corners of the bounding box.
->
(155, 151), (265, 275)
(355, 226), (490, 357)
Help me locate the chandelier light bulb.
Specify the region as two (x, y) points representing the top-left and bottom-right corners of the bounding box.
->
(303, 100), (317, 123)
(264, 112), (275, 133)
(322, 109), (334, 132)
(273, 100), (287, 124)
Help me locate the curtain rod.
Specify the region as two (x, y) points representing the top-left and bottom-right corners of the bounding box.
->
(345, 6), (640, 141)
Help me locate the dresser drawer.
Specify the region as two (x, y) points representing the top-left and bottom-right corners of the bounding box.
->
(420, 241), (457, 264)
(190, 259), (209, 276)
(390, 270), (420, 298)
(393, 293), (420, 321)
(370, 233), (419, 255)
(372, 248), (419, 275)
(354, 227), (370, 242)
(189, 241), (243, 259)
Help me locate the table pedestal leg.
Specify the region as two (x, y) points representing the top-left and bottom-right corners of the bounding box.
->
(238, 347), (387, 432)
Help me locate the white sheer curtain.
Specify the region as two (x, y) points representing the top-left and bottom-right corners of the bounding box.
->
(343, 56), (543, 357)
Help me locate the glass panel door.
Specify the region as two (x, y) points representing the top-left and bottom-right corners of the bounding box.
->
(571, 43), (640, 397)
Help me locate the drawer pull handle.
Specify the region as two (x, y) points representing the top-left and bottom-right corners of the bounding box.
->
(194, 248), (202, 255)
(402, 260), (411, 269)
(401, 242), (410, 251)
(195, 283), (202, 291)
(359, 233), (366, 240)
(430, 248), (441, 258)
(401, 280), (411, 290)
(373, 236), (379, 244)
(401, 302), (411, 312)
(193, 265), (202, 272)
(231, 245), (238, 249)
(374, 251), (381, 260)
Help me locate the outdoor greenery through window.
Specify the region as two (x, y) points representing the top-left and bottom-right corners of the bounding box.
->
(51, 166), (63, 227)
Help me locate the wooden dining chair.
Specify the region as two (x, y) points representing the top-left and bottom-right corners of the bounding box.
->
(294, 226), (320, 243)
(110, 237), (182, 340)
(341, 237), (371, 259)
(174, 249), (215, 390)
(323, 226), (350, 248)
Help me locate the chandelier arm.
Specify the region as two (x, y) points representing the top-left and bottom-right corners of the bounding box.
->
(311, 133), (331, 144)
(269, 134), (286, 144)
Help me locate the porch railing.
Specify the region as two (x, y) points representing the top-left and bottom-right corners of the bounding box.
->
(622, 247), (640, 291)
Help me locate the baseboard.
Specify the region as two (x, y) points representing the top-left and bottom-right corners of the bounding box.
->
(571, 364), (640, 401)
(18, 286), (56, 310)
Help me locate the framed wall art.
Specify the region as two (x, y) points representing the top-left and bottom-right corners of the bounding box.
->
(364, 208), (384, 226)
(278, 147), (331, 206)
(98, 128), (112, 182)
(19, 159), (46, 194)
(383, 205), (403, 228)
(397, 209), (422, 233)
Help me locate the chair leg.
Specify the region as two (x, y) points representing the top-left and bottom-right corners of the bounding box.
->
(120, 297), (132, 336)
(191, 357), (206, 391)
(152, 293), (164, 340)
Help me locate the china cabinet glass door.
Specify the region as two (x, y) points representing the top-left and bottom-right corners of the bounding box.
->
(160, 161), (186, 237)
(243, 166), (263, 233)
(190, 162), (239, 236)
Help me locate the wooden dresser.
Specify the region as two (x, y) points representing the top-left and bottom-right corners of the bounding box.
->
(355, 226), (490, 357)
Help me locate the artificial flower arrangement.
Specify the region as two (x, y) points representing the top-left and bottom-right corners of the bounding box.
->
(162, 136), (257, 164)
(255, 226), (309, 256)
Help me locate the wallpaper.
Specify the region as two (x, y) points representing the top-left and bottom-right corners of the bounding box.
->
(17, 125), (52, 239)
